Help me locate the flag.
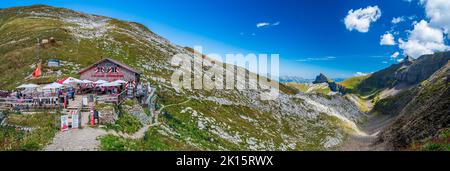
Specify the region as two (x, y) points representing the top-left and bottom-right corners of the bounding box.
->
(32, 63), (41, 78)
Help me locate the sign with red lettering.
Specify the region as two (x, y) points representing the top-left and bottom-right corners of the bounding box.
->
(61, 115), (69, 131)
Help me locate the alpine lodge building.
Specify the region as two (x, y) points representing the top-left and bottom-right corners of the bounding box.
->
(78, 58), (141, 85)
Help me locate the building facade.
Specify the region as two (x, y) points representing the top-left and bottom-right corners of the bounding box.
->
(78, 58), (141, 83)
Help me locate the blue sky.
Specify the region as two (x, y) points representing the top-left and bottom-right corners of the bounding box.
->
(0, 0), (440, 78)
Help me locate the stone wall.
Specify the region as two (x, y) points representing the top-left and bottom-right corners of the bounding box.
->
(98, 106), (118, 124)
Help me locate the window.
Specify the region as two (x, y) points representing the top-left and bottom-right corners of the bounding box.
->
(111, 66), (120, 73)
(95, 66), (103, 73)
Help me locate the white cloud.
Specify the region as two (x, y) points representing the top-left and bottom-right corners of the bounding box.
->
(256, 22), (270, 28)
(391, 51), (400, 58)
(380, 32), (396, 45)
(421, 0), (450, 34)
(392, 17), (405, 24)
(296, 56), (336, 62)
(344, 6), (382, 33)
(409, 20), (445, 42)
(399, 20), (449, 58)
(256, 21), (280, 28)
(355, 72), (370, 77)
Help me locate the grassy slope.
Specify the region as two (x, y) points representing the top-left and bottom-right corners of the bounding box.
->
(338, 75), (369, 93)
(285, 83), (309, 92)
(286, 83), (331, 95)
(0, 111), (60, 150)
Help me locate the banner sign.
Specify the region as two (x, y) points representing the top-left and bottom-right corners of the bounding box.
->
(60, 115), (69, 131)
(72, 114), (79, 129)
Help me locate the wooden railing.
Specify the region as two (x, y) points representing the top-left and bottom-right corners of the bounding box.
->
(0, 97), (62, 110)
(96, 90), (128, 105)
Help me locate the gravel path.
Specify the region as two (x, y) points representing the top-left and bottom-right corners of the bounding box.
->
(339, 113), (395, 151)
(45, 127), (108, 151)
(45, 125), (153, 151)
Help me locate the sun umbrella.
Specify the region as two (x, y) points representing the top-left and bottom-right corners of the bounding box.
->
(94, 80), (108, 84)
(99, 82), (121, 87)
(81, 80), (93, 83)
(111, 80), (127, 84)
(62, 77), (82, 84)
(17, 84), (39, 89)
(43, 82), (64, 89)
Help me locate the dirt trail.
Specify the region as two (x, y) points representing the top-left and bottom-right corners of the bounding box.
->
(340, 113), (395, 151)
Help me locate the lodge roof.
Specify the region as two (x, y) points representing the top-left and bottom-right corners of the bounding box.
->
(78, 58), (142, 75)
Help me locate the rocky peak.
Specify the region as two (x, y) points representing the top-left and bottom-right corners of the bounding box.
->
(402, 56), (415, 65)
(313, 73), (330, 84)
(396, 52), (450, 85)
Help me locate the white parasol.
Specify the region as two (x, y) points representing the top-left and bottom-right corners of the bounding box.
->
(98, 82), (121, 87)
(43, 82), (64, 90)
(17, 84), (39, 89)
(111, 80), (127, 84)
(62, 77), (82, 84)
(94, 80), (108, 84)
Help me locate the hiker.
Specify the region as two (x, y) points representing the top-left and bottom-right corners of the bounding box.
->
(94, 110), (99, 124)
(58, 89), (63, 97)
(66, 93), (70, 107)
(71, 89), (75, 101)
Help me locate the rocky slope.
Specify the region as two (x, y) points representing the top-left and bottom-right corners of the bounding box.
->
(377, 61), (450, 150)
(357, 53), (450, 95)
(336, 52), (450, 150)
(0, 5), (365, 150)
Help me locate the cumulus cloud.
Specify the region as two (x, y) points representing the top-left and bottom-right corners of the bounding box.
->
(380, 32), (396, 45)
(399, 20), (449, 58)
(344, 6), (382, 33)
(391, 51), (400, 58)
(392, 17), (405, 24)
(421, 0), (450, 34)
